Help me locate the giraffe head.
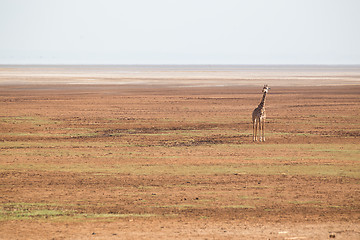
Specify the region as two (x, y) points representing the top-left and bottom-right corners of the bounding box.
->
(262, 85), (270, 93)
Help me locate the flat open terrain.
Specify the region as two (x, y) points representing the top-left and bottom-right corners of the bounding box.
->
(0, 66), (360, 239)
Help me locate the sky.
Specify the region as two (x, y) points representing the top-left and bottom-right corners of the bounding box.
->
(1, 0), (360, 65)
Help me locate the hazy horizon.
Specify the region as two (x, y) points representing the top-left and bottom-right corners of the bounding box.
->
(1, 64), (360, 67)
(1, 0), (360, 65)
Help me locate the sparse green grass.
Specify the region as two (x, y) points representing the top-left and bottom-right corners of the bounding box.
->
(0, 141), (128, 149)
(289, 201), (322, 205)
(1, 163), (359, 178)
(239, 195), (265, 200)
(78, 213), (157, 218)
(0, 202), (159, 221)
(0, 116), (58, 125)
(0, 203), (74, 221)
(222, 205), (255, 209)
(152, 204), (199, 209)
(1, 132), (99, 138)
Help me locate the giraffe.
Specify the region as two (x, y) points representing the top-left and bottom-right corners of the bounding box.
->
(252, 85), (270, 142)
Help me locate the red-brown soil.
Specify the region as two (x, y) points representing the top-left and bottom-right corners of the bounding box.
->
(0, 84), (359, 239)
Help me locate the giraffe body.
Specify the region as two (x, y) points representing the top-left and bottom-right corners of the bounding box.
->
(252, 85), (270, 142)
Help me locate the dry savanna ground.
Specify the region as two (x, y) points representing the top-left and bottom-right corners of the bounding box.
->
(0, 83), (360, 239)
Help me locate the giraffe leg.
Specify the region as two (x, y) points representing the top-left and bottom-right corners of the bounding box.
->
(255, 119), (259, 142)
(253, 119), (256, 141)
(262, 119), (266, 142)
(253, 119), (258, 141)
(252, 121), (254, 141)
(259, 119), (262, 142)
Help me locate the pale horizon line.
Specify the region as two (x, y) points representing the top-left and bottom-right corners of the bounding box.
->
(1, 64), (360, 67)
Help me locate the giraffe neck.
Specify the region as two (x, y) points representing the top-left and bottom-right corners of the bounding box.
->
(258, 92), (267, 108)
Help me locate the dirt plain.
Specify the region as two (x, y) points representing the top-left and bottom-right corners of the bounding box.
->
(0, 67), (360, 239)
